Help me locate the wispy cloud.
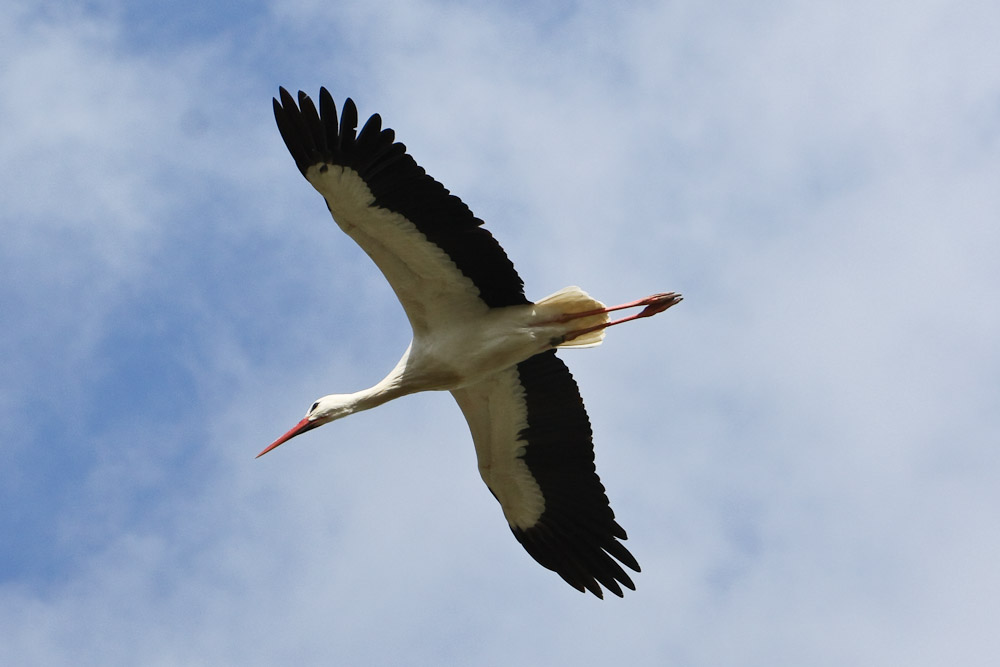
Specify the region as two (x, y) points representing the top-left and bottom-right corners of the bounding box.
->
(2, 1), (999, 665)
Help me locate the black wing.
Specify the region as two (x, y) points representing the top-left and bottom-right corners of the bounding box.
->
(451, 350), (639, 598)
(273, 88), (529, 332)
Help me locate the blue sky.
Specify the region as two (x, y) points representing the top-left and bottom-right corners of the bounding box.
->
(3, 0), (999, 664)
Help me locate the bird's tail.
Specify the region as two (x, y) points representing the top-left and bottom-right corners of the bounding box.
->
(534, 286), (608, 348)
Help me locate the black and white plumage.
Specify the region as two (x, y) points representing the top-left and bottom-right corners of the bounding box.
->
(261, 88), (681, 598)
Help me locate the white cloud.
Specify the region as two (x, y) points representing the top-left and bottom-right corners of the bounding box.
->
(2, 0), (999, 665)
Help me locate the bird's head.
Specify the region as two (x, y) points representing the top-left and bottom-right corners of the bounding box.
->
(256, 394), (356, 458)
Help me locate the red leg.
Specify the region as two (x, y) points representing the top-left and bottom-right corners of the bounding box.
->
(561, 292), (682, 342)
(552, 292), (679, 322)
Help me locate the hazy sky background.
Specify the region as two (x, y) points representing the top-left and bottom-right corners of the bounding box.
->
(3, 1), (999, 664)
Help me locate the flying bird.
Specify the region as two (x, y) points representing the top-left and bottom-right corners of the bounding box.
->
(262, 88), (681, 598)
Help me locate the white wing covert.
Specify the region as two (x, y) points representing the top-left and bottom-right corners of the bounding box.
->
(273, 88), (530, 332)
(452, 350), (639, 599)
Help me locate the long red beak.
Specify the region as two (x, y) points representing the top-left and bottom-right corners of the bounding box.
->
(257, 417), (320, 458)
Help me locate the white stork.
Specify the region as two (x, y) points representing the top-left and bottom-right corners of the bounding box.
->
(261, 88), (682, 599)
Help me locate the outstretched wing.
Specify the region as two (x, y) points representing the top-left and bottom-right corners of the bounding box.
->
(273, 88), (529, 333)
(451, 350), (639, 598)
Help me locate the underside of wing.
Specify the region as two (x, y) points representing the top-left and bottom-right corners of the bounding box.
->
(451, 350), (639, 598)
(273, 88), (529, 331)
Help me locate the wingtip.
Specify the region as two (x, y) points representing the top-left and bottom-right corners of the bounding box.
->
(277, 86), (297, 108)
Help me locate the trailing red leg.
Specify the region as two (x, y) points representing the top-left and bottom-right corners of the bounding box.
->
(562, 292), (682, 343)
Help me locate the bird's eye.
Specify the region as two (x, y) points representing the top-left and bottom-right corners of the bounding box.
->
(310, 401), (320, 413)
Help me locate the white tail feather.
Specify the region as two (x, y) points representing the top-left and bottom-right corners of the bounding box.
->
(535, 286), (608, 348)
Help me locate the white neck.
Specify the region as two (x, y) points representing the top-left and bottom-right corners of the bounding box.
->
(343, 345), (416, 416)
(348, 374), (407, 414)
